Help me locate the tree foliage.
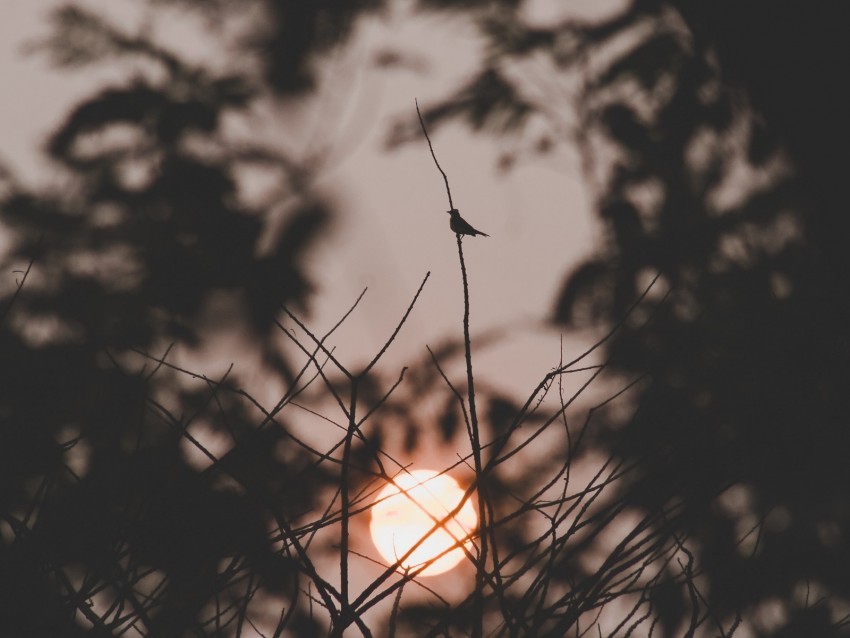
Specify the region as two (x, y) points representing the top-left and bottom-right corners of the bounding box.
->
(2, 1), (847, 637)
(412, 1), (849, 635)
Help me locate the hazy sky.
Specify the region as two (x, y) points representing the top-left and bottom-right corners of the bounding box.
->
(0, 0), (608, 406)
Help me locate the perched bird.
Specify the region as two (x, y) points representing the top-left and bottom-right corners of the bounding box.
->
(447, 208), (489, 237)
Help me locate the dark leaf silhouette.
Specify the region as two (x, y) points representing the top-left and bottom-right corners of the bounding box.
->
(596, 32), (685, 91)
(438, 396), (460, 442)
(400, 1), (850, 634)
(552, 259), (612, 325)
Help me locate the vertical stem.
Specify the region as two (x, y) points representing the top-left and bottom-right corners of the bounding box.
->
(415, 98), (489, 634)
(337, 381), (359, 636)
(456, 234), (488, 638)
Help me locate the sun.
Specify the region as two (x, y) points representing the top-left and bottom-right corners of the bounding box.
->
(369, 469), (478, 577)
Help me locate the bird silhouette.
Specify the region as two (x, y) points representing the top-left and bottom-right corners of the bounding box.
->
(447, 209), (489, 237)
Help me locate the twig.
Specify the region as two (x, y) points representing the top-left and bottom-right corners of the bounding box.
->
(2, 257), (35, 322)
(363, 271), (430, 375)
(416, 98), (489, 637)
(426, 344), (473, 443)
(415, 98), (453, 210)
(387, 569), (408, 638)
(329, 273), (428, 636)
(455, 233), (488, 638)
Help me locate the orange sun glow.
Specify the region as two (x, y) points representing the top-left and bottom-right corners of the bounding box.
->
(369, 469), (478, 577)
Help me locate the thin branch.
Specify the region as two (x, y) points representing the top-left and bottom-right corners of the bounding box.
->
(362, 271), (430, 375)
(426, 344), (473, 443)
(455, 233), (487, 638)
(417, 99), (489, 637)
(280, 309), (353, 380)
(2, 257), (36, 322)
(415, 98), (453, 209)
(387, 568), (408, 638)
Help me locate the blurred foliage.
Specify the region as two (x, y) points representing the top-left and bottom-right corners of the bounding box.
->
(0, 1), (349, 634)
(3, 0), (849, 636)
(409, 0), (850, 635)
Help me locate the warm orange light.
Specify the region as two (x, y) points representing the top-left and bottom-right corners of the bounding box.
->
(369, 469), (478, 577)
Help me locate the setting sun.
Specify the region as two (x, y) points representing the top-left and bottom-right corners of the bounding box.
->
(369, 470), (478, 577)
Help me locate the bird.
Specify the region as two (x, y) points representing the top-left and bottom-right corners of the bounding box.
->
(447, 208), (489, 237)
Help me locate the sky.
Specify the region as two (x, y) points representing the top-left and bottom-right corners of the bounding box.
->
(0, 2), (639, 411)
(0, 0), (621, 477)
